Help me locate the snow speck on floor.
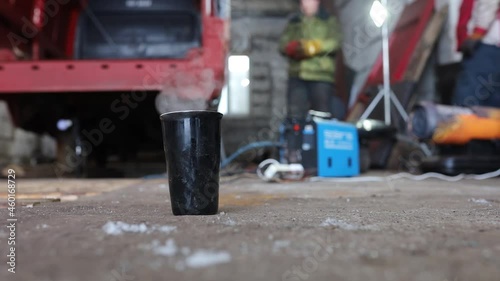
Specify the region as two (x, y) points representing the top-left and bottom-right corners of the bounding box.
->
(320, 217), (377, 231)
(138, 239), (231, 269)
(102, 221), (177, 235)
(184, 250), (232, 268)
(156, 225), (177, 233)
(469, 198), (491, 205)
(152, 239), (178, 257)
(272, 240), (291, 253)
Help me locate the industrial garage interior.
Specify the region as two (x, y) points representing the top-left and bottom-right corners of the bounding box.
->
(0, 0), (499, 280)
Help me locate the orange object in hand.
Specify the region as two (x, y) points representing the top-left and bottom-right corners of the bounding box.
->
(433, 115), (500, 145)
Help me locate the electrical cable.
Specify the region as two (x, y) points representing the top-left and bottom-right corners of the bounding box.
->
(467, 169), (500, 180)
(387, 172), (466, 182)
(309, 169), (500, 183)
(142, 141), (282, 178)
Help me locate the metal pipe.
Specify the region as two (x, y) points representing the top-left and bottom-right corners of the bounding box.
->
(390, 91), (409, 121)
(359, 86), (384, 121)
(381, 0), (391, 125)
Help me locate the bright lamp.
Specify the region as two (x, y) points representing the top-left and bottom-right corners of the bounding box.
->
(370, 0), (388, 28)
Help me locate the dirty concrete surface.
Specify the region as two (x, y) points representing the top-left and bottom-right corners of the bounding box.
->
(1, 174), (499, 281)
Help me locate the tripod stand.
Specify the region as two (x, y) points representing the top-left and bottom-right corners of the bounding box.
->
(362, 0), (409, 125)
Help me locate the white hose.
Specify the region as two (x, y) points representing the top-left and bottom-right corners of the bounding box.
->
(309, 169), (500, 183)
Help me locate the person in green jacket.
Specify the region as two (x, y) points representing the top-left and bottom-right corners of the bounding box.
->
(279, 0), (342, 164)
(279, 0), (342, 120)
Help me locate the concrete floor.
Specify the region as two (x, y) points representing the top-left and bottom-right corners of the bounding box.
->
(1, 174), (499, 281)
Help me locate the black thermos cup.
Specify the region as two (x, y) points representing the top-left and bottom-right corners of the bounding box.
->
(160, 110), (223, 216)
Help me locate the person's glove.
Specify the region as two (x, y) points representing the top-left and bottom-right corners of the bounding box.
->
(300, 39), (323, 57)
(459, 32), (483, 57)
(285, 41), (305, 60)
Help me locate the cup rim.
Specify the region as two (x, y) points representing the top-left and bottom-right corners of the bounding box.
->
(160, 110), (223, 120)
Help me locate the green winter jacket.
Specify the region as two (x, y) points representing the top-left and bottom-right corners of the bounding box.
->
(279, 11), (342, 83)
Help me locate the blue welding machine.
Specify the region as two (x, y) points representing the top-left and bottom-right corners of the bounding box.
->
(301, 117), (360, 177)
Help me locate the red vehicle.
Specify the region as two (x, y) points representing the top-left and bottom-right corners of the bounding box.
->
(0, 0), (229, 174)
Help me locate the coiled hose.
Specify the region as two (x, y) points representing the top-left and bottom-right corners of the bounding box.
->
(221, 141), (283, 169)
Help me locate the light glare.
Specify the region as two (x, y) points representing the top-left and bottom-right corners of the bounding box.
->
(57, 119), (73, 131)
(228, 55), (250, 73)
(370, 0), (388, 28)
(241, 78), (250, 87)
